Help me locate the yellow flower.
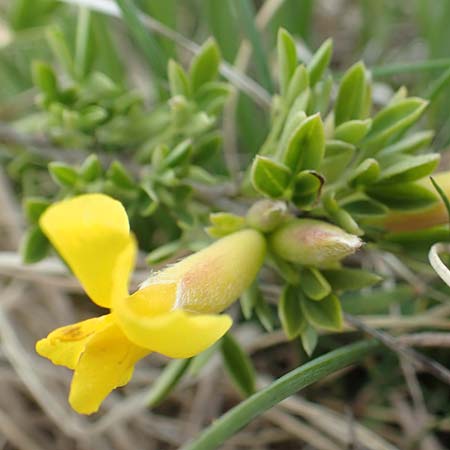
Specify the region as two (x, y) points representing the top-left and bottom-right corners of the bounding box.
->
(36, 194), (266, 414)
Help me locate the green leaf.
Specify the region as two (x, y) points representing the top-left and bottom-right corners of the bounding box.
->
(278, 285), (306, 339)
(181, 341), (378, 450)
(307, 38), (333, 86)
(190, 38), (221, 93)
(74, 7), (93, 79)
(377, 130), (434, 157)
(161, 140), (192, 169)
(377, 154), (440, 184)
(146, 240), (182, 265)
(207, 212), (245, 237)
(221, 333), (256, 397)
(334, 119), (372, 144)
(363, 98), (428, 152)
(300, 324), (318, 357)
(277, 28), (297, 96)
(46, 25), (75, 77)
(168, 59), (190, 98)
(233, 0), (273, 92)
(147, 358), (191, 407)
(283, 113), (325, 173)
(48, 162), (78, 188)
(301, 267), (331, 301)
(430, 177), (450, 227)
(285, 65), (309, 108)
(322, 268), (382, 292)
(366, 182), (438, 210)
(23, 197), (50, 224)
(32, 61), (58, 100)
(348, 158), (380, 187)
(79, 154), (102, 182)
(240, 283), (259, 320)
(342, 196), (388, 217)
(21, 225), (50, 264)
(301, 294), (343, 331)
(251, 156), (291, 198)
(292, 170), (324, 209)
(107, 160), (135, 190)
(255, 293), (274, 332)
(320, 140), (355, 183)
(334, 62), (369, 126)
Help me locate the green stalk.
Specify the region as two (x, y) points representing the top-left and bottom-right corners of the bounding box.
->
(181, 340), (379, 450)
(371, 58), (450, 77)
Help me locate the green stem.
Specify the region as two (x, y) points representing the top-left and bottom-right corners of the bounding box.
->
(181, 340), (379, 450)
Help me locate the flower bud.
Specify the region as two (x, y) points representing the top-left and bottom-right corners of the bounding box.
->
(246, 200), (289, 233)
(381, 171), (450, 232)
(269, 219), (362, 267)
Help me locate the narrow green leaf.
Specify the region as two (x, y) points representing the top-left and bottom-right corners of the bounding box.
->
(342, 196), (388, 217)
(189, 38), (221, 93)
(255, 293), (274, 332)
(46, 26), (75, 77)
(430, 177), (450, 228)
(334, 119), (372, 144)
(147, 358), (192, 407)
(240, 283), (259, 320)
(48, 162), (78, 188)
(348, 158), (380, 187)
(301, 294), (343, 331)
(334, 62), (369, 126)
(366, 182), (438, 210)
(180, 341), (379, 450)
(292, 170), (324, 209)
(251, 156), (291, 198)
(75, 7), (93, 79)
(377, 154), (440, 184)
(300, 324), (318, 357)
(283, 113), (325, 173)
(21, 225), (50, 264)
(107, 160), (135, 190)
(377, 130), (434, 157)
(301, 267), (331, 301)
(364, 98), (428, 152)
(161, 140), (192, 169)
(233, 0), (273, 92)
(23, 197), (50, 224)
(168, 59), (191, 98)
(285, 65), (309, 108)
(146, 240), (182, 265)
(115, 0), (167, 78)
(320, 140), (355, 183)
(278, 285), (305, 339)
(32, 61), (58, 100)
(221, 333), (256, 397)
(277, 28), (297, 96)
(80, 154), (102, 182)
(322, 268), (382, 292)
(307, 38), (333, 86)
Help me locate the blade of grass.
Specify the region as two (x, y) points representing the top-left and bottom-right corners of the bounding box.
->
(60, 0), (271, 107)
(233, 0), (274, 92)
(74, 6), (92, 79)
(114, 0), (167, 78)
(180, 340), (379, 450)
(371, 58), (450, 77)
(426, 65), (450, 103)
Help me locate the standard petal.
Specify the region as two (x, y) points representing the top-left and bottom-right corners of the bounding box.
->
(36, 315), (113, 370)
(69, 322), (149, 415)
(114, 298), (232, 358)
(40, 194), (134, 307)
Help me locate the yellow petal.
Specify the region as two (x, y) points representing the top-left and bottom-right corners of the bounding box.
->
(40, 194), (134, 308)
(36, 315), (113, 370)
(114, 296), (232, 358)
(69, 322), (149, 415)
